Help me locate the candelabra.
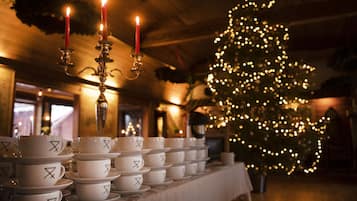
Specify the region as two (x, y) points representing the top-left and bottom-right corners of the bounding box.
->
(59, 37), (143, 135)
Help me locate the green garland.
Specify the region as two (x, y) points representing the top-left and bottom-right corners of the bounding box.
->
(11, 0), (100, 35)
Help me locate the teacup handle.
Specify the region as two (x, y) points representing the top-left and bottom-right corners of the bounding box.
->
(59, 165), (66, 179)
(58, 191), (63, 201)
(59, 139), (66, 154)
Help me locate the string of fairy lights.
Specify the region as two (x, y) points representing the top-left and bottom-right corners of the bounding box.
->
(207, 0), (329, 174)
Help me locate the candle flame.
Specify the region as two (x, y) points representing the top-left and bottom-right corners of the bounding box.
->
(136, 16), (140, 25)
(101, 0), (107, 7)
(99, 24), (104, 32)
(66, 7), (71, 17)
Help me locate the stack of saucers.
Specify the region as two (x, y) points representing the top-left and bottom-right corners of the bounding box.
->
(183, 138), (199, 177)
(195, 138), (209, 174)
(165, 138), (189, 181)
(143, 137), (173, 187)
(112, 136), (150, 195)
(68, 136), (120, 201)
(3, 135), (73, 201)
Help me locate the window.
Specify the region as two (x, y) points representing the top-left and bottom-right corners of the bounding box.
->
(51, 105), (74, 141)
(13, 82), (76, 141)
(13, 102), (35, 137)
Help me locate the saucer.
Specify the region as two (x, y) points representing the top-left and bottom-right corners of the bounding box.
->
(119, 149), (151, 156)
(66, 193), (120, 201)
(3, 179), (73, 194)
(118, 167), (150, 176)
(112, 185), (150, 195)
(74, 152), (120, 160)
(194, 157), (211, 162)
(147, 147), (171, 154)
(170, 161), (189, 166)
(173, 175), (192, 181)
(65, 170), (120, 184)
(145, 163), (172, 170)
(143, 179), (173, 187)
(166, 147), (188, 152)
(3, 153), (74, 164)
(2, 153), (73, 164)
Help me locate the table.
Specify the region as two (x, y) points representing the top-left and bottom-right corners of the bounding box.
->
(120, 162), (253, 201)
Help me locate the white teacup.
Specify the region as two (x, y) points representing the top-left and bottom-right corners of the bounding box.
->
(113, 136), (143, 152)
(197, 161), (206, 172)
(164, 138), (184, 149)
(114, 174), (143, 191)
(197, 148), (208, 160)
(16, 162), (65, 186)
(144, 152), (165, 167)
(167, 164), (185, 180)
(78, 137), (112, 154)
(77, 159), (111, 178)
(143, 169), (166, 184)
(220, 152), (235, 165)
(185, 149), (197, 161)
(76, 181), (111, 201)
(0, 162), (13, 182)
(185, 162), (198, 176)
(19, 135), (65, 157)
(143, 137), (165, 149)
(196, 138), (206, 147)
(0, 137), (18, 157)
(13, 190), (62, 201)
(114, 154), (144, 172)
(184, 137), (196, 147)
(166, 151), (185, 164)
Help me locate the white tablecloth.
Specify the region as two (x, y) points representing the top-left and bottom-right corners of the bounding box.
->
(119, 162), (252, 201)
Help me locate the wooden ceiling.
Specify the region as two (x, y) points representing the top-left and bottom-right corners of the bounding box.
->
(1, 0), (357, 103)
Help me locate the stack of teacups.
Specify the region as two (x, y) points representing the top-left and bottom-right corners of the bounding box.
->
(10, 135), (72, 201)
(183, 138), (199, 176)
(0, 137), (18, 184)
(112, 136), (150, 194)
(165, 138), (188, 180)
(195, 138), (209, 173)
(142, 137), (172, 186)
(70, 136), (120, 201)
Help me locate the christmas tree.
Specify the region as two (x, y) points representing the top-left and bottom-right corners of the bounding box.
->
(207, 0), (328, 174)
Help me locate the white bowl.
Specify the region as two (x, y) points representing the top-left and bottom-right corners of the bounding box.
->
(167, 165), (185, 180)
(143, 137), (165, 149)
(143, 169), (166, 184)
(166, 151), (185, 164)
(144, 152), (165, 168)
(184, 138), (196, 147)
(186, 162), (198, 176)
(114, 154), (144, 172)
(113, 174), (143, 191)
(76, 182), (111, 201)
(113, 136), (143, 152)
(197, 161), (206, 172)
(185, 149), (197, 161)
(197, 148), (208, 160)
(164, 138), (184, 149)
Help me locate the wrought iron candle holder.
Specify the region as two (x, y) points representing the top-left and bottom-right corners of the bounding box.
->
(59, 37), (143, 135)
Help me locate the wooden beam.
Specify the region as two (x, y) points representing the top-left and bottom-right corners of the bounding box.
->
(141, 0), (357, 48)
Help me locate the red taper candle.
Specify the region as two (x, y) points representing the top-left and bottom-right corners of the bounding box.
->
(135, 16), (140, 54)
(101, 0), (108, 40)
(65, 7), (71, 49)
